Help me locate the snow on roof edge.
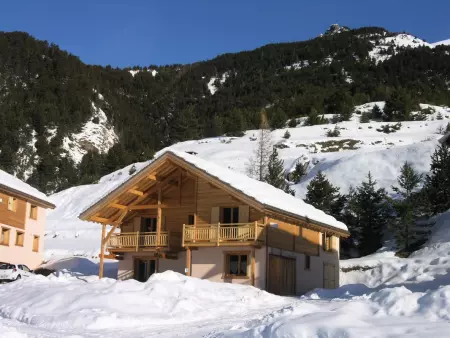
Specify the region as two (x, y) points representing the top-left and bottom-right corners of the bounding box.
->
(0, 170), (55, 208)
(79, 150), (348, 233)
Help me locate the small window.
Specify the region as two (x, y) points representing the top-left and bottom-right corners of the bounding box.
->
(221, 207), (239, 224)
(22, 265), (31, 272)
(305, 255), (311, 270)
(29, 205), (38, 219)
(7, 197), (17, 212)
(32, 235), (39, 252)
(225, 253), (248, 277)
(322, 233), (332, 251)
(15, 231), (24, 246)
(1, 228), (10, 245)
(188, 214), (195, 225)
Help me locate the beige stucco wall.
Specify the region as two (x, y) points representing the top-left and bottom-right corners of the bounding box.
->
(269, 233), (340, 295)
(0, 203), (46, 269)
(191, 246), (266, 289)
(118, 247), (267, 289)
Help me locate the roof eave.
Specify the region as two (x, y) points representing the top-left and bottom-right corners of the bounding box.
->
(264, 205), (350, 237)
(0, 184), (56, 209)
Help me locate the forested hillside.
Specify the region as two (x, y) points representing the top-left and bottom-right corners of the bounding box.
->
(1, 25), (450, 194)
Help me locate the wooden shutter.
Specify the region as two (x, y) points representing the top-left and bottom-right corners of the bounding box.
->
(211, 207), (220, 224)
(238, 205), (249, 223)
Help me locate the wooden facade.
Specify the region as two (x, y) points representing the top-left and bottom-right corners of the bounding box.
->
(79, 151), (349, 294)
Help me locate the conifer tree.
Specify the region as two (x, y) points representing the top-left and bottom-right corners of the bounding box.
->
(283, 130), (291, 139)
(246, 111), (272, 181)
(265, 147), (293, 195)
(391, 162), (423, 250)
(347, 172), (391, 255)
(304, 171), (345, 219)
(423, 145), (450, 214)
(371, 104), (383, 119)
(290, 162), (306, 184)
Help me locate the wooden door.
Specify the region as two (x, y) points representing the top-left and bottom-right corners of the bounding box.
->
(268, 255), (296, 296)
(323, 263), (337, 289)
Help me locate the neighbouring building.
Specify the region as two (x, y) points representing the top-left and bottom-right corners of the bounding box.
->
(79, 150), (349, 295)
(0, 170), (55, 268)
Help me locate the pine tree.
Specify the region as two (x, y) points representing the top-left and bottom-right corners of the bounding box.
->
(283, 130), (291, 139)
(371, 104), (383, 120)
(423, 145), (450, 214)
(391, 162), (423, 250)
(264, 147), (295, 195)
(290, 162), (306, 184)
(246, 111), (272, 181)
(347, 172), (391, 256)
(304, 171), (345, 219)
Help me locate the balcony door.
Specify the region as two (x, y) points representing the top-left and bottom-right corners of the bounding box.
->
(221, 207), (239, 224)
(141, 217), (157, 232)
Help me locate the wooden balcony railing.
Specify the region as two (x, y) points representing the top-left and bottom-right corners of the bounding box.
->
(182, 222), (265, 247)
(107, 231), (168, 251)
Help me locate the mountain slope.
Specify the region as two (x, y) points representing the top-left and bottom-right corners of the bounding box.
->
(1, 26), (450, 194)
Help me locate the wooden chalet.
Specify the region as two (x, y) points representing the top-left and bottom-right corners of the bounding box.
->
(79, 150), (349, 295)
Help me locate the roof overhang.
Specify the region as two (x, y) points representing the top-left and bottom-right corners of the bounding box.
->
(79, 151), (349, 236)
(0, 184), (55, 209)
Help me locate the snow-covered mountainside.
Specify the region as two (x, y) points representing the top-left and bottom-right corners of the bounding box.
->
(62, 101), (118, 164)
(44, 101), (450, 260)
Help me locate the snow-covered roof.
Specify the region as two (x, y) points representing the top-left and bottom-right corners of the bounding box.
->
(167, 150), (348, 232)
(80, 150), (348, 233)
(0, 169), (55, 208)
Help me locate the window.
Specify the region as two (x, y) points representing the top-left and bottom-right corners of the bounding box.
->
(29, 205), (38, 219)
(322, 233), (332, 251)
(7, 196), (17, 212)
(188, 214), (195, 225)
(225, 253), (248, 277)
(32, 236), (39, 252)
(21, 265), (31, 272)
(15, 231), (24, 246)
(305, 255), (311, 270)
(1, 228), (10, 246)
(221, 207), (239, 224)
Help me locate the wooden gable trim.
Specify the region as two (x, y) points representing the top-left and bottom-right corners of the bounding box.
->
(79, 154), (172, 220)
(166, 155), (265, 213)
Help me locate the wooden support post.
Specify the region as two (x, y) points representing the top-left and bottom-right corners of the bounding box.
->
(251, 247), (256, 287)
(217, 222), (220, 246)
(99, 223), (106, 279)
(135, 231), (139, 252)
(254, 221), (258, 241)
(156, 257), (159, 273)
(178, 170), (182, 205)
(157, 187), (162, 246)
(186, 247), (191, 276)
(182, 224), (185, 247)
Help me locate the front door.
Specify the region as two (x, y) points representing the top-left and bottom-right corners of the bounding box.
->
(135, 259), (156, 282)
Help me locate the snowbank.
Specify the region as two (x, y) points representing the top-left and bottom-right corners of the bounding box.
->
(0, 271), (286, 333)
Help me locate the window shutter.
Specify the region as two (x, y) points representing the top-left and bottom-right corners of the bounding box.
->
(238, 205), (249, 223)
(211, 207), (220, 224)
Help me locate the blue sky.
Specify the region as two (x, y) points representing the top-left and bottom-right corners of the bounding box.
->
(1, 0), (449, 67)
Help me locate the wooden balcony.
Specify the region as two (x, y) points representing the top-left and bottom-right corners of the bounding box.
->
(182, 222), (265, 247)
(107, 231), (169, 252)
